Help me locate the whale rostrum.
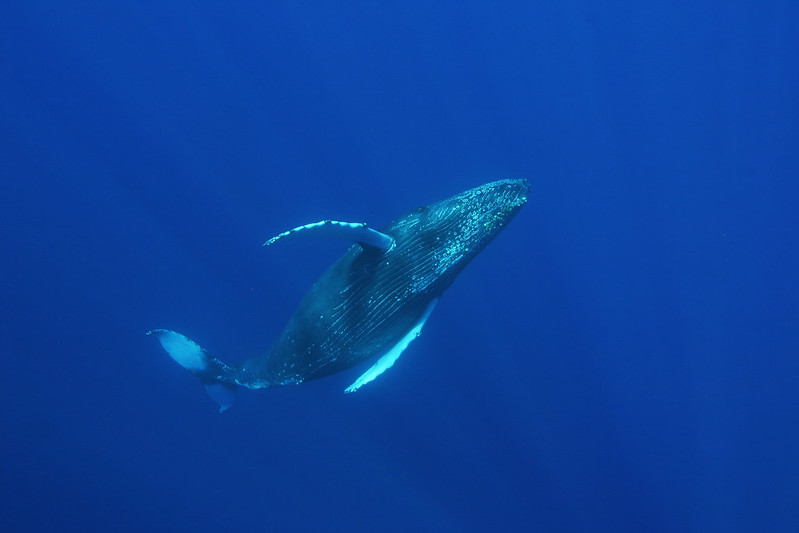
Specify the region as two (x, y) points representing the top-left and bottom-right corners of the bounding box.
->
(148, 179), (529, 411)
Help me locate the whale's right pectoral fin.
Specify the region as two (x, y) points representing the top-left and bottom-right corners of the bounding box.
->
(263, 220), (394, 251)
(147, 329), (237, 413)
(345, 298), (439, 394)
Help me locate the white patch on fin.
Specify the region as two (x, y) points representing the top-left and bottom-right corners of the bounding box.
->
(345, 298), (439, 394)
(263, 220), (394, 251)
(147, 329), (209, 372)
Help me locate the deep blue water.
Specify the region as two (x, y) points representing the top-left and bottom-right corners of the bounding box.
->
(2, 3), (798, 532)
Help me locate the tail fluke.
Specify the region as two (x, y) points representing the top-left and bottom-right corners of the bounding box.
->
(147, 329), (238, 412)
(201, 381), (238, 413)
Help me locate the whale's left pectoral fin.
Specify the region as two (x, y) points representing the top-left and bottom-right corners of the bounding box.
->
(263, 220), (394, 252)
(345, 299), (439, 394)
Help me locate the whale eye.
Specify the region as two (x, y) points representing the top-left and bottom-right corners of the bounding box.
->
(410, 205), (428, 215)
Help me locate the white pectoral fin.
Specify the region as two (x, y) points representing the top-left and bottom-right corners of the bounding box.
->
(263, 220), (394, 251)
(345, 298), (439, 394)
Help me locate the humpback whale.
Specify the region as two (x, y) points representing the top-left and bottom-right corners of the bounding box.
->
(149, 179), (529, 411)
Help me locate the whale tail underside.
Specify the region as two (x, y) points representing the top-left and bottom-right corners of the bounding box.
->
(146, 329), (238, 412)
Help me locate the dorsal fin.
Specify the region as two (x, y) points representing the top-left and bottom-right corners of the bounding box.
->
(263, 220), (394, 251)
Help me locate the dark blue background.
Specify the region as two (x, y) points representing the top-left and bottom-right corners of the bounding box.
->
(1, 2), (797, 532)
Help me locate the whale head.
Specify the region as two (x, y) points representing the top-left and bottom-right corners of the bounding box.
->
(383, 179), (530, 293)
